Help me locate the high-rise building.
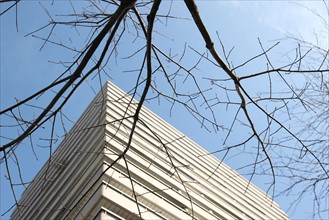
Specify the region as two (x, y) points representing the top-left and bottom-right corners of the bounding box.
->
(11, 82), (288, 220)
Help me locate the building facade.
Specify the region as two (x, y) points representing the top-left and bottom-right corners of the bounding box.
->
(11, 82), (288, 219)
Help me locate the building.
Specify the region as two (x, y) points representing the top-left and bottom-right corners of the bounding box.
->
(11, 82), (288, 219)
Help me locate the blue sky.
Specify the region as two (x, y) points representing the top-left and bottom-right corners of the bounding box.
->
(1, 1), (328, 219)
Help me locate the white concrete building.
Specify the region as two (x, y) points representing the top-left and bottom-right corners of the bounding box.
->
(11, 82), (288, 220)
